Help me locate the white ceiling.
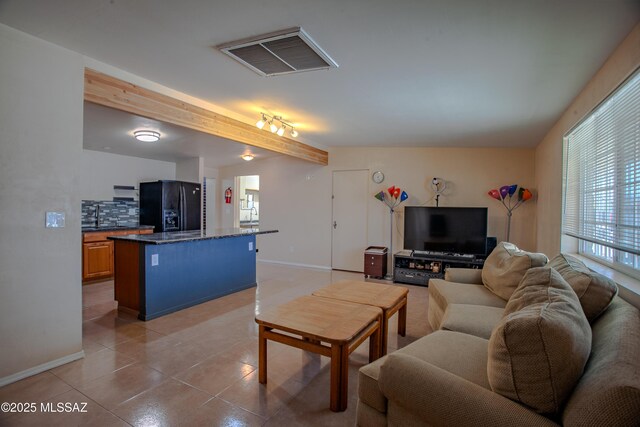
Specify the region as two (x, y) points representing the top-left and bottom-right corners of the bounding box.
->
(1, 0), (638, 157)
(83, 102), (280, 168)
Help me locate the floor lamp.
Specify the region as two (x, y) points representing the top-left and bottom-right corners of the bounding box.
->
(488, 185), (533, 242)
(375, 186), (408, 280)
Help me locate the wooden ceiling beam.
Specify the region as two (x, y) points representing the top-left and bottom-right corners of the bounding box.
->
(83, 68), (328, 165)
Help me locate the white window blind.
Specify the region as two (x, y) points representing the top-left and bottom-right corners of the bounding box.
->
(563, 69), (640, 274)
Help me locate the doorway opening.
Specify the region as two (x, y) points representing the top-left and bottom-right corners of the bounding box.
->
(235, 175), (260, 229)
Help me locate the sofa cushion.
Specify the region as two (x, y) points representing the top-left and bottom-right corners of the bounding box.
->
(548, 253), (618, 322)
(428, 279), (506, 330)
(482, 242), (548, 301)
(441, 304), (505, 339)
(488, 267), (592, 415)
(562, 297), (640, 426)
(358, 330), (490, 414)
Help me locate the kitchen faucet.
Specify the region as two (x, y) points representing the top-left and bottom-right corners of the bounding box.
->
(249, 206), (258, 224)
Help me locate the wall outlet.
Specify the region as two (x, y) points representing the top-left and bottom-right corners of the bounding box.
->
(151, 254), (159, 266)
(248, 242), (253, 251)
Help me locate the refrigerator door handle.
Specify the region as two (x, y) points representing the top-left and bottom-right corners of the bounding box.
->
(180, 186), (186, 230)
(178, 186), (185, 231)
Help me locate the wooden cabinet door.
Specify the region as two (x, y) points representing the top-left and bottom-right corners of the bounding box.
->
(83, 241), (114, 280)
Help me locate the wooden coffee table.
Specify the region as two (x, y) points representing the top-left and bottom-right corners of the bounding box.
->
(255, 295), (382, 412)
(312, 280), (408, 356)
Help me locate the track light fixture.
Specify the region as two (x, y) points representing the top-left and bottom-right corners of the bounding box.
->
(269, 119), (278, 133)
(255, 114), (267, 129)
(256, 113), (299, 138)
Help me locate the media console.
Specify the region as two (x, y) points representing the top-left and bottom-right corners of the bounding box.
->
(393, 250), (485, 286)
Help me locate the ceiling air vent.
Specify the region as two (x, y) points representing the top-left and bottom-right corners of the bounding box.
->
(217, 27), (338, 76)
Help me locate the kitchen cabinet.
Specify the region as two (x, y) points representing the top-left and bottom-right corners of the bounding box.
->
(83, 240), (114, 280)
(82, 228), (153, 283)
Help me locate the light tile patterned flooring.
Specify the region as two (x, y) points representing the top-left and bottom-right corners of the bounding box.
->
(0, 263), (431, 426)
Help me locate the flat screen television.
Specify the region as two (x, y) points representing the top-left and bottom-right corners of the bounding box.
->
(404, 207), (488, 255)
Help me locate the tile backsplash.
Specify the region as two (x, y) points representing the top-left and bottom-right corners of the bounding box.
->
(82, 200), (139, 228)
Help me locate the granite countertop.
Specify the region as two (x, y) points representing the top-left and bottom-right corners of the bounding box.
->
(82, 225), (155, 233)
(107, 228), (278, 245)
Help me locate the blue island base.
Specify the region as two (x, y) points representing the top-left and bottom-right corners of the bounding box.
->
(114, 234), (258, 321)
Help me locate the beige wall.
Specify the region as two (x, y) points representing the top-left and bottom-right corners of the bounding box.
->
(220, 146), (536, 269)
(535, 23), (640, 256)
(0, 24), (84, 383)
(220, 155), (331, 268)
(80, 150), (176, 200)
(176, 157), (204, 184)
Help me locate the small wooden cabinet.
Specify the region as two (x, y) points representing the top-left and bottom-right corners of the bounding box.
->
(82, 228), (153, 283)
(364, 246), (388, 278)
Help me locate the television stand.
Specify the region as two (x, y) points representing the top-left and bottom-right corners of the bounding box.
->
(394, 250), (485, 286)
(411, 250), (476, 261)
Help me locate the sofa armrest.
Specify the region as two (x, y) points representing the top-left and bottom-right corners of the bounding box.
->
(444, 268), (483, 284)
(378, 353), (558, 427)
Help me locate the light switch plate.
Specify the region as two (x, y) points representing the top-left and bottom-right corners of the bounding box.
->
(45, 212), (65, 228)
(151, 254), (159, 266)
(249, 242), (254, 251)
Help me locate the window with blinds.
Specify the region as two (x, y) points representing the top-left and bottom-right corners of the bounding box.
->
(563, 68), (640, 278)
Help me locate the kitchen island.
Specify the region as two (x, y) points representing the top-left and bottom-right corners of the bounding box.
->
(109, 228), (277, 320)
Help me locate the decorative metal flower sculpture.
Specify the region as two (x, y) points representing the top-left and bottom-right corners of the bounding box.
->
(487, 185), (533, 242)
(374, 186), (408, 279)
(374, 185), (408, 210)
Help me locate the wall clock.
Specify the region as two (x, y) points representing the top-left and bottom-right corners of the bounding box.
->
(372, 171), (385, 184)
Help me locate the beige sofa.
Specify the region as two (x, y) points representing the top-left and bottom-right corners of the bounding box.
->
(357, 246), (640, 426)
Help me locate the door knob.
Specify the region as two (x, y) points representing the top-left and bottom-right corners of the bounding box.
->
(333, 221), (337, 229)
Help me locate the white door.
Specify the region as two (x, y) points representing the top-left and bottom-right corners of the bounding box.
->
(332, 170), (368, 272)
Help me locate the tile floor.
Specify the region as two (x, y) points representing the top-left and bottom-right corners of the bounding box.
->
(0, 263), (431, 426)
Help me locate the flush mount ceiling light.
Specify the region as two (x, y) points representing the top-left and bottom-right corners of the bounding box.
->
(134, 130), (160, 142)
(256, 113), (299, 138)
(217, 27), (338, 77)
(241, 153), (254, 161)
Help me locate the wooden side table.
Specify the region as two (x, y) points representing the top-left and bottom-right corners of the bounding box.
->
(255, 295), (382, 412)
(364, 246), (388, 278)
(312, 280), (408, 356)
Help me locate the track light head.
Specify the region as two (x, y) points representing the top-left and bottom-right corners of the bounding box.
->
(256, 114), (266, 129)
(277, 126), (285, 136)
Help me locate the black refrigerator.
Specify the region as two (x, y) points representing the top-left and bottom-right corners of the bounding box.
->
(139, 180), (201, 232)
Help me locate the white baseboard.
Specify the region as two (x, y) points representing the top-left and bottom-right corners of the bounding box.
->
(0, 350), (84, 387)
(258, 259), (331, 271)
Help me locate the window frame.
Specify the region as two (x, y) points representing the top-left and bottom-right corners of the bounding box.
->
(562, 67), (640, 280)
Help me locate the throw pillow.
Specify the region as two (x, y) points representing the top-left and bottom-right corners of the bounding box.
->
(548, 253), (618, 322)
(482, 242), (548, 300)
(488, 267), (592, 415)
